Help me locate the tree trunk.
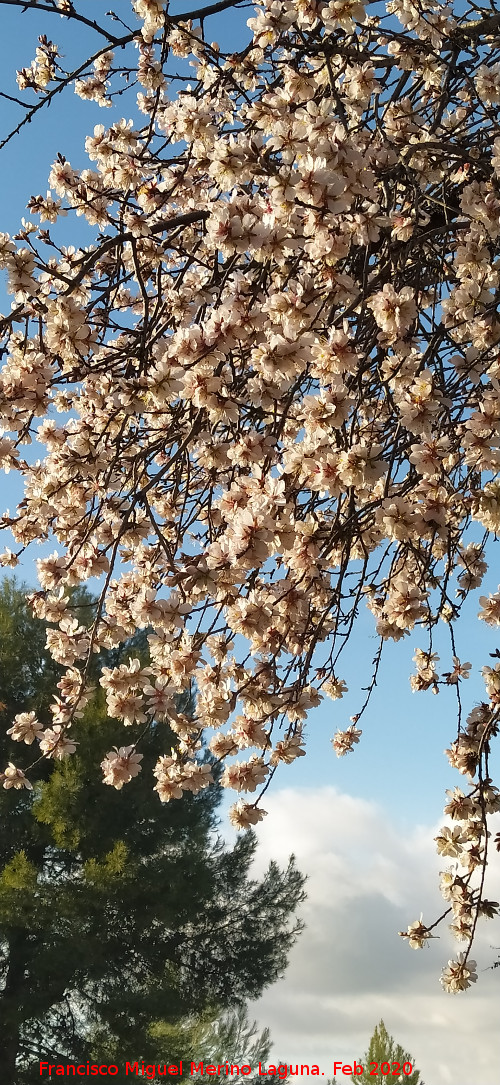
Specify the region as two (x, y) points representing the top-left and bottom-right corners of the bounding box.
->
(0, 930), (28, 1084)
(1, 1024), (20, 1083)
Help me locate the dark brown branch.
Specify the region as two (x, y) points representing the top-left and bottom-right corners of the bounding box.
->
(0, 0), (124, 44)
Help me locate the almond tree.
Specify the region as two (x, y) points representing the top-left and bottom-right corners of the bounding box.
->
(1, 0), (500, 990)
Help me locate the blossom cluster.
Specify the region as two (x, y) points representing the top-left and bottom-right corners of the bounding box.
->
(2, 0), (500, 982)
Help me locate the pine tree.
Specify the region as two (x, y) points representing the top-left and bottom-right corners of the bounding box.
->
(191, 1004), (272, 1080)
(0, 578), (305, 1082)
(352, 1021), (422, 1085)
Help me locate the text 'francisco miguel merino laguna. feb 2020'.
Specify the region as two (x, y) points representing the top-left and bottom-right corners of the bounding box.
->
(38, 1063), (416, 1079)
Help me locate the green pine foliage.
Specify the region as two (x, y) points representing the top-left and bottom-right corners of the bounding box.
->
(0, 578), (305, 1082)
(351, 1021), (422, 1085)
(189, 1004), (272, 1081)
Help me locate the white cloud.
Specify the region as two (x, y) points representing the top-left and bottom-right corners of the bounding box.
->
(249, 787), (500, 1085)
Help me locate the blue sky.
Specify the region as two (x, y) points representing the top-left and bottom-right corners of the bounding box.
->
(1, 3), (499, 1079)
